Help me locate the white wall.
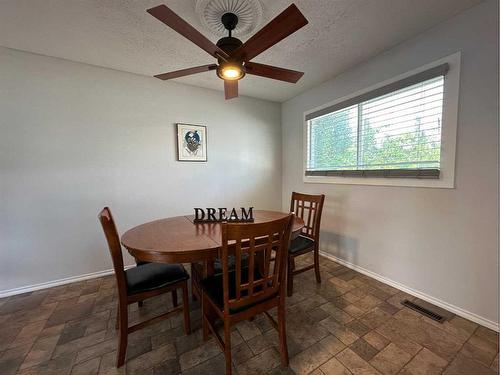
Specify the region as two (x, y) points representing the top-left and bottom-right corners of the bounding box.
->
(281, 0), (498, 328)
(0, 47), (282, 293)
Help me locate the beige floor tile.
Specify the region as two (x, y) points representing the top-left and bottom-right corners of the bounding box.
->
(475, 327), (499, 345)
(178, 340), (219, 371)
(362, 331), (390, 351)
(288, 320), (330, 352)
(359, 308), (392, 329)
(320, 357), (352, 375)
(379, 316), (462, 361)
(320, 316), (359, 346)
(97, 351), (125, 375)
(344, 321), (371, 338)
(468, 333), (499, 355)
(426, 315), (477, 342)
(290, 340), (334, 375)
(490, 353), (498, 372)
(321, 302), (355, 324)
(8, 320), (46, 349)
(336, 348), (381, 375)
(71, 357), (100, 375)
(369, 343), (412, 375)
(18, 353), (76, 375)
(328, 277), (356, 294)
(52, 331), (107, 358)
(342, 292), (362, 304)
(342, 304), (365, 319)
(75, 338), (117, 364)
(235, 320), (262, 341)
(231, 342), (254, 365)
(375, 321), (422, 356)
(0, 344), (33, 375)
(349, 339), (379, 362)
(401, 347), (447, 375)
(20, 335), (60, 370)
(246, 329), (279, 355)
(460, 340), (498, 367)
(443, 354), (497, 375)
(127, 343), (176, 374)
(353, 295), (382, 312)
(237, 347), (281, 375)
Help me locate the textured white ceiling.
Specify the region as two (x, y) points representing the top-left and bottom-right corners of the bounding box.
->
(0, 0), (482, 102)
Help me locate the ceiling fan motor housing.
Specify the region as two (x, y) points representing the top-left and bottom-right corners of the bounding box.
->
(216, 36), (243, 56)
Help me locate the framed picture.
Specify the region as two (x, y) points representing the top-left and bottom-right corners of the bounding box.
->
(176, 123), (207, 162)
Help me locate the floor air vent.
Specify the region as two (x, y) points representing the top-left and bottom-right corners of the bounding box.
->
(401, 299), (445, 323)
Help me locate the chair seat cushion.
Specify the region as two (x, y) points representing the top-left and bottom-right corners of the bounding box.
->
(213, 254), (249, 274)
(126, 263), (189, 296)
(201, 268), (275, 314)
(289, 235), (315, 254)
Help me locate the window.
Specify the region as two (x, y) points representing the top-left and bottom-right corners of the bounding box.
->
(305, 64), (448, 179)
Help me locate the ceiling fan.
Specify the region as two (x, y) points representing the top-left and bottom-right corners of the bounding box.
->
(147, 3), (308, 99)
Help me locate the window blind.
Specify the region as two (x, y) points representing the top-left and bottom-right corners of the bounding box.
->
(306, 63), (448, 178)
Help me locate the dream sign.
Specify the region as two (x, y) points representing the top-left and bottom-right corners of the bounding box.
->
(193, 207), (254, 223)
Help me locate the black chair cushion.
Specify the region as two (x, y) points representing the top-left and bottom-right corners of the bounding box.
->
(213, 254), (249, 274)
(289, 235), (315, 254)
(126, 263), (189, 296)
(135, 260), (149, 266)
(201, 268), (275, 314)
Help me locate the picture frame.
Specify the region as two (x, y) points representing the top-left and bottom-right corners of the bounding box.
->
(176, 123), (207, 162)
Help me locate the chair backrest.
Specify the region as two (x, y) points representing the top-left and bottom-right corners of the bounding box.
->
(98, 207), (127, 299)
(290, 192), (325, 241)
(220, 214), (293, 313)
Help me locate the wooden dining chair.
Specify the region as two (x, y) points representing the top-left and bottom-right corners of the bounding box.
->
(287, 192), (325, 296)
(201, 214), (293, 375)
(98, 207), (191, 367)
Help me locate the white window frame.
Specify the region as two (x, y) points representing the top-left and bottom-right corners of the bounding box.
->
(303, 51), (461, 188)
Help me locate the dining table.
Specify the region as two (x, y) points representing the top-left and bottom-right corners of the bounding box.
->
(121, 209), (304, 264)
(121, 209), (304, 313)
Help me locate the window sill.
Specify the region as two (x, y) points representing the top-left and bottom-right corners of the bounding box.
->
(303, 174), (454, 188)
(305, 168), (440, 179)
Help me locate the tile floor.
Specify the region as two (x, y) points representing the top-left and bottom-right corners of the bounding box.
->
(0, 254), (498, 375)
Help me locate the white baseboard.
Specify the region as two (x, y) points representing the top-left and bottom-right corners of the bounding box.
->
(0, 265), (134, 299)
(320, 251), (499, 332)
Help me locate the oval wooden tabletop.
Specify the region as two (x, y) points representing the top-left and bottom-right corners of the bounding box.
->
(121, 210), (304, 263)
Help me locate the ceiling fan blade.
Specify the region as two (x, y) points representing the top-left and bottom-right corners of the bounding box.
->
(231, 4), (308, 62)
(154, 64), (217, 80)
(147, 5), (228, 60)
(245, 62), (304, 83)
(224, 80), (238, 100)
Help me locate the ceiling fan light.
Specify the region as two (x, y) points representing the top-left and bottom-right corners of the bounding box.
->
(217, 62), (245, 80)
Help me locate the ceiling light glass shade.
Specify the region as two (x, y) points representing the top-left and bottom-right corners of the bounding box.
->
(217, 62), (245, 80)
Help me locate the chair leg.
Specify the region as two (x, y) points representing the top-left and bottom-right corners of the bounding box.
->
(224, 321), (232, 375)
(190, 263), (198, 301)
(314, 248), (321, 284)
(192, 280), (198, 301)
(202, 293), (210, 341)
(172, 289), (178, 307)
(138, 301), (144, 307)
(287, 258), (294, 297)
(115, 302), (119, 330)
(182, 284), (191, 335)
(116, 302), (128, 368)
(277, 299), (289, 367)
